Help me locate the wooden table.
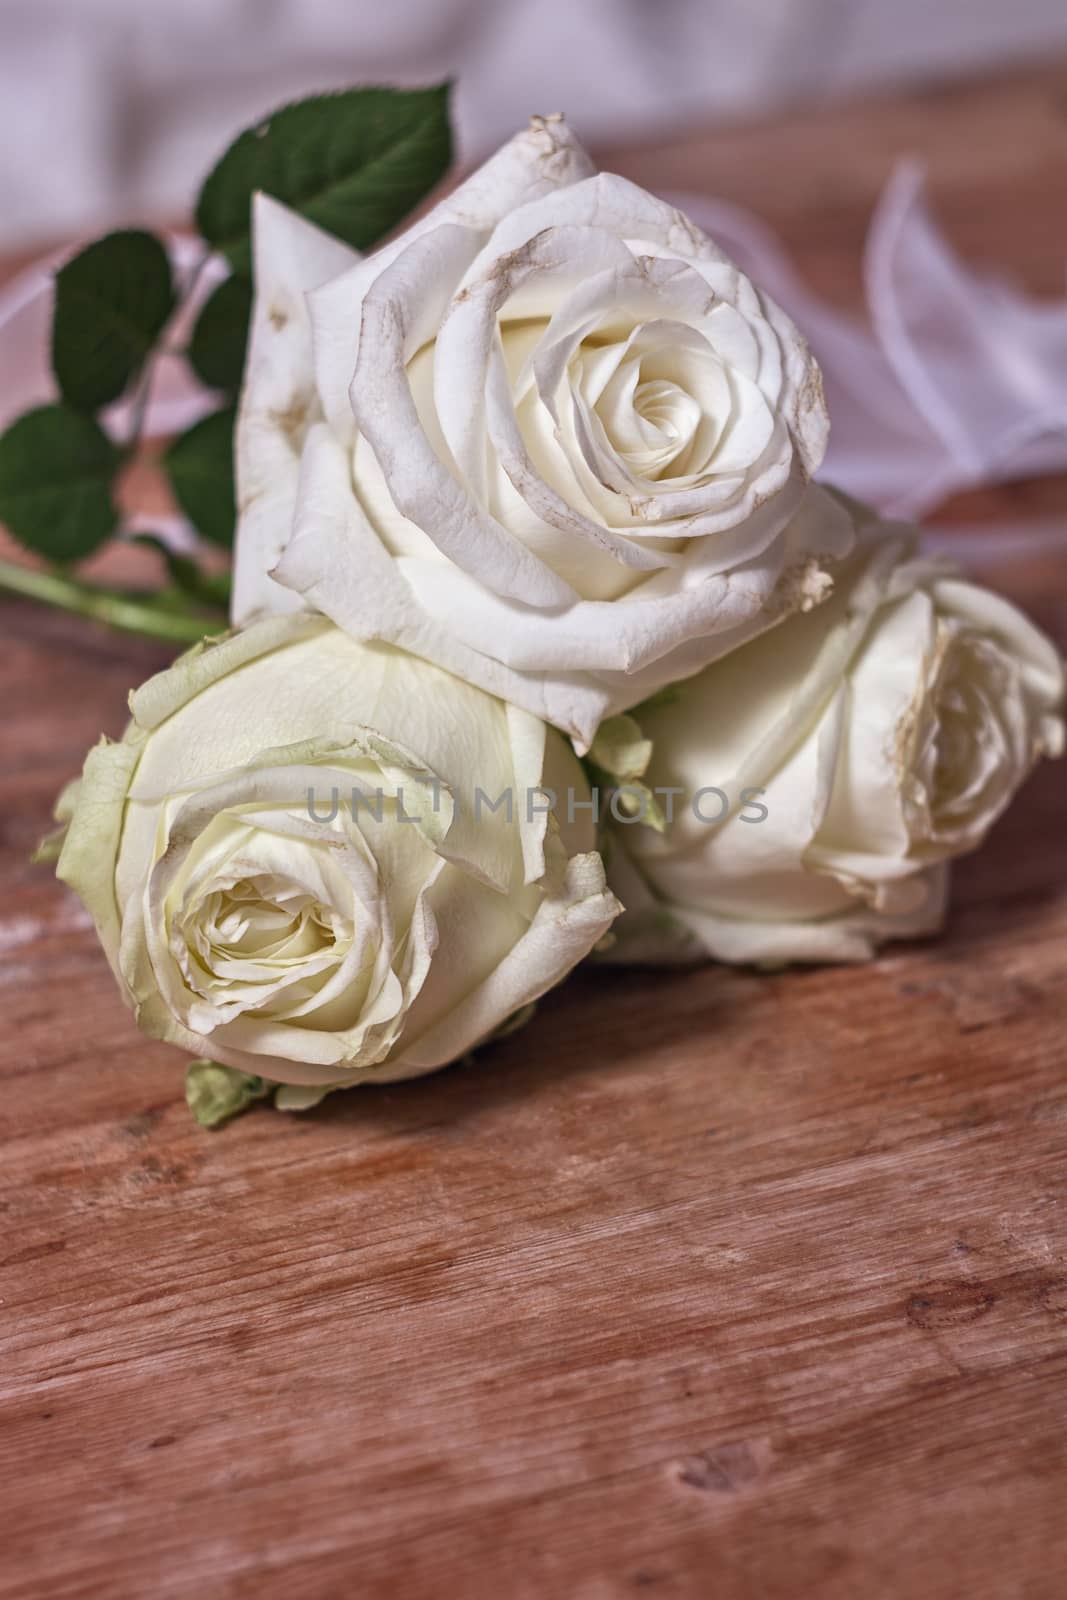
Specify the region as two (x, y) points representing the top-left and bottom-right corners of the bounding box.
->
(3, 64), (1067, 1600)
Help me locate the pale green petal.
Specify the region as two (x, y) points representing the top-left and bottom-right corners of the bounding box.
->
(129, 614), (327, 732)
(273, 1082), (336, 1113)
(393, 844), (620, 1074)
(587, 713), (653, 784)
(56, 735), (144, 979)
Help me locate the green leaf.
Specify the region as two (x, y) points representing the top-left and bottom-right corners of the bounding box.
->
(196, 83), (452, 276)
(187, 275), (253, 392)
(0, 405), (121, 561)
(185, 1060), (271, 1128)
(52, 230), (175, 411)
(163, 407), (236, 548)
(132, 533), (232, 611)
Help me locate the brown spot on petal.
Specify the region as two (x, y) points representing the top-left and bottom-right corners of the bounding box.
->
(269, 394), (312, 448)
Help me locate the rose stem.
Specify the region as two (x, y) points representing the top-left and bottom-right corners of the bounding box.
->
(0, 559), (215, 644)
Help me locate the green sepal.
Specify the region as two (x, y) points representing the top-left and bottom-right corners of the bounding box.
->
(582, 711), (667, 834)
(185, 1059), (272, 1128)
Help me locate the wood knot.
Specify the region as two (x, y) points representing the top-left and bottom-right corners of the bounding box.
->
(906, 1280), (997, 1329)
(1037, 1279), (1067, 1317)
(674, 1441), (760, 1494)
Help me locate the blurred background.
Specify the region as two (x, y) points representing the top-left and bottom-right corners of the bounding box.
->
(4, 0), (1067, 250)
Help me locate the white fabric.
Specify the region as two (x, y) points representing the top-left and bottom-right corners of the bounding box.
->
(3, 0), (1067, 247)
(669, 170), (1067, 517)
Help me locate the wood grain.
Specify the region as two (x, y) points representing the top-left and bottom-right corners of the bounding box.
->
(2, 63), (1067, 1600)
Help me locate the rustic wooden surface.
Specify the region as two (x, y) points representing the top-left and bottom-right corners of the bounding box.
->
(2, 64), (1067, 1600)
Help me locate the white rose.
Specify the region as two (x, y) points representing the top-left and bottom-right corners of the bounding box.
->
(55, 617), (619, 1094)
(233, 114), (840, 750)
(602, 501), (1065, 965)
